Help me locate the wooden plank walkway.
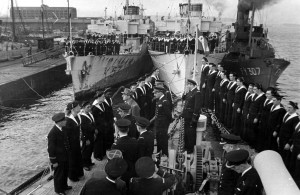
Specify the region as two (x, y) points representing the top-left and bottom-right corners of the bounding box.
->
(20, 158), (108, 195)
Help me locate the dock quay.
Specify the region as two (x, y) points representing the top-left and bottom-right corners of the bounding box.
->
(0, 55), (70, 106)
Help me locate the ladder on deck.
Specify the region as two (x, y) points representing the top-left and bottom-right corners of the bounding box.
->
(22, 46), (65, 67)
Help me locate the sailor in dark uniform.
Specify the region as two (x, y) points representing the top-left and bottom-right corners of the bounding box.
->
(79, 101), (96, 171)
(199, 57), (210, 108)
(256, 87), (275, 151)
(266, 93), (286, 151)
(151, 86), (172, 156)
(150, 68), (160, 86)
(205, 63), (218, 110)
(290, 120), (300, 185)
(218, 134), (241, 195)
(80, 158), (127, 195)
(240, 83), (255, 142)
(226, 150), (263, 195)
(112, 119), (138, 185)
(246, 84), (265, 149)
(129, 157), (176, 195)
(47, 113), (72, 195)
(117, 103), (139, 139)
(91, 91), (106, 160)
(135, 77), (148, 117)
(103, 88), (115, 152)
(232, 77), (247, 136)
(225, 72), (238, 129)
(278, 101), (299, 169)
(213, 64), (223, 119)
(65, 101), (84, 182)
(145, 74), (154, 119)
(182, 79), (201, 153)
(135, 116), (154, 158)
(219, 71), (229, 124)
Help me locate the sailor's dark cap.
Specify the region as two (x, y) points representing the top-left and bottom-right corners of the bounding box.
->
(81, 101), (91, 108)
(209, 63), (216, 67)
(135, 157), (155, 178)
(106, 149), (123, 160)
(104, 87), (112, 94)
(187, 79), (197, 85)
(115, 119), (131, 128)
(155, 80), (165, 84)
(105, 157), (128, 178)
(225, 149), (249, 166)
(52, 112), (65, 123)
(138, 76), (146, 82)
(135, 116), (150, 128)
(94, 91), (104, 98)
(118, 103), (131, 111)
(202, 57), (208, 62)
(220, 133), (241, 144)
(153, 86), (166, 92)
(289, 101), (299, 109)
(272, 92), (283, 100)
(66, 101), (80, 110)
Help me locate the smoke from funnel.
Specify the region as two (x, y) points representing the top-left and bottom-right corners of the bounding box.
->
(210, 0), (228, 17)
(238, 0), (281, 11)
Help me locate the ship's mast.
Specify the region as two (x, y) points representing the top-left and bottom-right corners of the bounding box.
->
(248, 3), (255, 47)
(41, 0), (45, 39)
(125, 0), (129, 15)
(10, 0), (16, 42)
(192, 25), (198, 80)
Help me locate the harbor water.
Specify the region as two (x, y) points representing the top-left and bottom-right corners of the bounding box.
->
(0, 24), (299, 192)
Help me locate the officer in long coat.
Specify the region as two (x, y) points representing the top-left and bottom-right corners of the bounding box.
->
(135, 116), (154, 158)
(112, 119), (139, 185)
(103, 89), (115, 152)
(278, 101), (299, 169)
(47, 113), (72, 195)
(151, 86), (172, 156)
(129, 157), (176, 195)
(182, 79), (201, 153)
(226, 150), (263, 195)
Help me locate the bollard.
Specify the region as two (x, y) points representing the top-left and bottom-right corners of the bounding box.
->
(196, 114), (207, 145)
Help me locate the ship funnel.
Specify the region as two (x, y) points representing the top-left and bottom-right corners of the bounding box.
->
(234, 0), (251, 40)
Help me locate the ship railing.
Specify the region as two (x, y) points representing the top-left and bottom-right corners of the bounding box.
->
(22, 46), (65, 67)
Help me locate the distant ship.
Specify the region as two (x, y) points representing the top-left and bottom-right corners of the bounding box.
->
(64, 1), (153, 100)
(148, 1), (225, 95)
(148, 0), (290, 95)
(221, 0), (290, 89)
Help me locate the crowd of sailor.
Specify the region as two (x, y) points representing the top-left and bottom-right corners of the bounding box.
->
(47, 58), (300, 194)
(147, 33), (219, 54)
(64, 32), (127, 56)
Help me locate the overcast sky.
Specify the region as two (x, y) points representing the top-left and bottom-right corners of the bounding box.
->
(0, 0), (299, 24)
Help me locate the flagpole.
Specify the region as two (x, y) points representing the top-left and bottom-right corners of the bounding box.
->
(192, 24), (198, 80)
